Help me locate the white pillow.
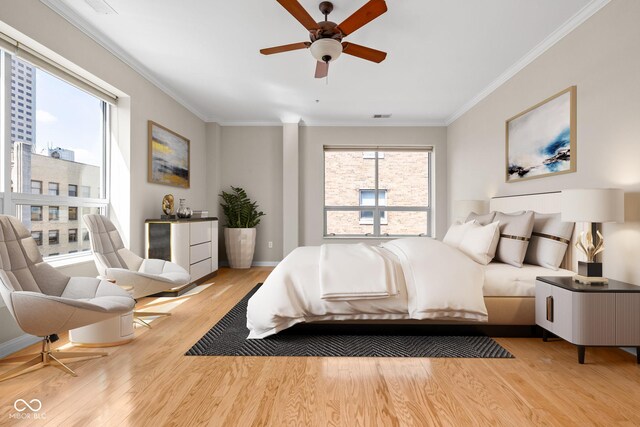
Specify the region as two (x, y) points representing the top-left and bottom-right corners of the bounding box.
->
(524, 213), (574, 270)
(494, 211), (535, 267)
(466, 211), (496, 226)
(458, 221), (501, 265)
(443, 220), (477, 248)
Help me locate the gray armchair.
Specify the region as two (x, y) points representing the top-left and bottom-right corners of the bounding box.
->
(83, 214), (191, 326)
(0, 215), (135, 382)
(83, 214), (191, 299)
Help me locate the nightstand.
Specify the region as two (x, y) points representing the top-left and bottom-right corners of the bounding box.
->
(535, 276), (640, 364)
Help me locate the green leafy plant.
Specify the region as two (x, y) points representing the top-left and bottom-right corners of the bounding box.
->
(219, 186), (265, 228)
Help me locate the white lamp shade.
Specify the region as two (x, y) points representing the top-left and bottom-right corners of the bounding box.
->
(561, 188), (624, 223)
(453, 200), (487, 220)
(310, 39), (342, 62)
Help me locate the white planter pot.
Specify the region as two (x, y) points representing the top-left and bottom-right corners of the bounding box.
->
(224, 228), (256, 269)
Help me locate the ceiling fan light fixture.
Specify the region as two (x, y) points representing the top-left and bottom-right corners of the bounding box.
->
(310, 39), (342, 62)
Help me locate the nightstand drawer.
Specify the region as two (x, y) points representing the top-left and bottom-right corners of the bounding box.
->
(535, 280), (574, 342)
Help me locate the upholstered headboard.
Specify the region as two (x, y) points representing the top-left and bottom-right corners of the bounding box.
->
(490, 191), (581, 272)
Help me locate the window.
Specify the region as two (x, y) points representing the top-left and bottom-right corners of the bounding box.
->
(359, 189), (387, 224)
(69, 206), (78, 221)
(363, 151), (385, 159)
(31, 180), (42, 194)
(32, 231), (42, 246)
(324, 148), (431, 237)
(4, 54), (111, 259)
(49, 206), (59, 221)
(48, 182), (59, 195)
(31, 206), (42, 221)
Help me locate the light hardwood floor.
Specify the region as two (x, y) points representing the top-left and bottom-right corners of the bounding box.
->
(1, 267), (640, 426)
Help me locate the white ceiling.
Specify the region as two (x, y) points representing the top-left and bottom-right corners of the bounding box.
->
(45, 0), (599, 125)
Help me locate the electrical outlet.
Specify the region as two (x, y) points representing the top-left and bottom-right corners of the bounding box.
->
(268, 241), (273, 249)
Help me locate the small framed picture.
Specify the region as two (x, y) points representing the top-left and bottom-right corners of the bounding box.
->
(506, 86), (576, 182)
(148, 121), (190, 188)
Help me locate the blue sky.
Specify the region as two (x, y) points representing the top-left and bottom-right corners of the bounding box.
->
(34, 69), (103, 167)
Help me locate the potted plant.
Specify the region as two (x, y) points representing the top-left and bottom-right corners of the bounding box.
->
(219, 186), (265, 269)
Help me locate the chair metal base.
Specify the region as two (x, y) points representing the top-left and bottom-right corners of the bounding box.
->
(0, 337), (107, 382)
(133, 310), (171, 329)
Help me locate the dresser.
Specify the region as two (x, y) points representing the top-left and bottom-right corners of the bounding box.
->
(536, 276), (640, 364)
(145, 217), (219, 282)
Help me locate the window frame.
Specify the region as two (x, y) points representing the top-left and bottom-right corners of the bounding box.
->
(323, 147), (432, 238)
(359, 189), (387, 225)
(0, 50), (111, 261)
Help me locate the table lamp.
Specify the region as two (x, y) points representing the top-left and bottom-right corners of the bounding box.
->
(561, 188), (624, 284)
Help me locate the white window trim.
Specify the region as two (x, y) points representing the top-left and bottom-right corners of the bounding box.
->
(0, 49), (111, 263)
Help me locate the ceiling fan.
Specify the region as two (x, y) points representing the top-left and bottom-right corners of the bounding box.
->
(261, 0), (388, 78)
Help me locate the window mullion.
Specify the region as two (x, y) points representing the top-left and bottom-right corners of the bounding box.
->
(1, 51), (12, 214)
(373, 151), (380, 236)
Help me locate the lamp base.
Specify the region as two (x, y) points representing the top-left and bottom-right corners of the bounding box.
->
(578, 261), (602, 277)
(573, 274), (608, 285)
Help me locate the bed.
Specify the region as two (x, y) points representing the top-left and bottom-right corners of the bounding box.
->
(247, 191), (580, 338)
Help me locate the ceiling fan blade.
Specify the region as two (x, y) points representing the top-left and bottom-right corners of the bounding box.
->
(260, 42), (311, 55)
(337, 0), (387, 36)
(276, 0), (320, 31)
(341, 42), (387, 63)
(315, 61), (329, 78)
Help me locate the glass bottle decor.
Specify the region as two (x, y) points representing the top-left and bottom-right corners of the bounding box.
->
(176, 198), (192, 218)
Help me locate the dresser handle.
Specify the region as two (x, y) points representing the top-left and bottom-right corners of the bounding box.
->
(546, 296), (554, 322)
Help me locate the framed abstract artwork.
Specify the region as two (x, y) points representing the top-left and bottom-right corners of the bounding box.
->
(505, 86), (576, 182)
(148, 121), (190, 188)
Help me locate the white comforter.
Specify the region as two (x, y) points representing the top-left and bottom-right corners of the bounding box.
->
(246, 238), (487, 338)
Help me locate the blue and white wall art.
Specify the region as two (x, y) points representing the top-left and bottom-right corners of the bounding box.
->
(506, 86), (576, 182)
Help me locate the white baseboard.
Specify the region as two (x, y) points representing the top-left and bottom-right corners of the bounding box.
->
(218, 261), (279, 268)
(0, 334), (40, 358)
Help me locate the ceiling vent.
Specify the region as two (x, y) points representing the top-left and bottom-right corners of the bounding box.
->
(372, 114), (392, 119)
(84, 0), (118, 14)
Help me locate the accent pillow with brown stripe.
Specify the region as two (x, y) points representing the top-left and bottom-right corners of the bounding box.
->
(494, 211), (535, 267)
(524, 212), (574, 270)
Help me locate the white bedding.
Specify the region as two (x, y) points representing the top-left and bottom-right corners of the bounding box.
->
(247, 238), (487, 338)
(319, 243), (399, 300)
(484, 262), (574, 297)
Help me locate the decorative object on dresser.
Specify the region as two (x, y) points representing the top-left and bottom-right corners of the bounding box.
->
(145, 217), (219, 291)
(161, 194), (175, 219)
(148, 120), (190, 188)
(536, 276), (640, 364)
(219, 186), (265, 269)
(561, 188), (624, 284)
(0, 215), (135, 381)
(176, 198), (193, 218)
(506, 86), (576, 182)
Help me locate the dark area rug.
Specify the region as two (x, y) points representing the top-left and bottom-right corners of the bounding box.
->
(186, 285), (514, 358)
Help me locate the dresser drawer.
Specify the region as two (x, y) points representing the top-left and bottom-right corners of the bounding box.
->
(190, 257), (212, 280)
(190, 221), (211, 245)
(190, 242), (211, 264)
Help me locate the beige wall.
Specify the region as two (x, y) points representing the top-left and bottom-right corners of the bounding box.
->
(219, 126), (283, 263)
(447, 0), (640, 283)
(0, 0), (208, 350)
(301, 126), (448, 246)
(0, 0), (208, 257)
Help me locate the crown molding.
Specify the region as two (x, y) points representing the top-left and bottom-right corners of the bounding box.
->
(445, 0), (611, 126)
(299, 120), (447, 127)
(40, 0), (210, 122)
